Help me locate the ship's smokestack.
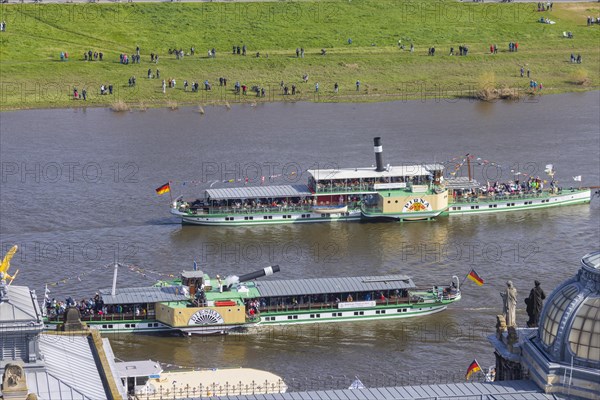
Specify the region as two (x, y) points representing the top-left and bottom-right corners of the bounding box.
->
(225, 265), (281, 289)
(374, 137), (384, 172)
(238, 265), (280, 282)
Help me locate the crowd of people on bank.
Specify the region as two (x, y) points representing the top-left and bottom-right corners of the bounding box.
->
(69, 6), (592, 106)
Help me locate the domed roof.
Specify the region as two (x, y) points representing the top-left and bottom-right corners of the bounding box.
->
(538, 251), (600, 369)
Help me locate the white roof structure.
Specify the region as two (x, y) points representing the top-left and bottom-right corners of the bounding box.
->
(188, 380), (554, 399)
(25, 335), (110, 400)
(206, 184), (312, 200)
(308, 164), (444, 181)
(254, 275), (414, 297)
(116, 360), (163, 378)
(0, 285), (43, 327)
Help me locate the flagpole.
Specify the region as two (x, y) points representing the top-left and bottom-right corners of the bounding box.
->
(461, 268), (472, 286)
(168, 181), (173, 203)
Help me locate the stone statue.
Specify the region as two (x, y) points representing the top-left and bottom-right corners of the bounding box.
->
(2, 363), (28, 395)
(500, 280), (517, 327)
(525, 280), (546, 327)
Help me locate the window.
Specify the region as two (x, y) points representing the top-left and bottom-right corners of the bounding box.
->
(568, 298), (600, 360)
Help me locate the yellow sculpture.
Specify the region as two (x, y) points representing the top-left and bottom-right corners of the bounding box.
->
(0, 245), (19, 285)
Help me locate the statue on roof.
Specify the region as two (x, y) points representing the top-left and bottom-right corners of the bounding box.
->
(525, 280), (546, 327)
(0, 244), (19, 285)
(500, 280), (517, 327)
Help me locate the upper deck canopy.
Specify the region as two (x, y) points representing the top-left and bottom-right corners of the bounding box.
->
(445, 177), (482, 190)
(252, 274), (415, 297)
(205, 184), (312, 200)
(100, 286), (189, 305)
(308, 164), (444, 181)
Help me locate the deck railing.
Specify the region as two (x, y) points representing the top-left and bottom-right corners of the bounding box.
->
(185, 203), (361, 216)
(451, 190), (555, 204)
(258, 297), (413, 313)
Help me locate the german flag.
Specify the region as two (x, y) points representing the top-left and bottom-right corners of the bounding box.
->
(155, 182), (170, 195)
(467, 269), (484, 286)
(465, 359), (482, 380)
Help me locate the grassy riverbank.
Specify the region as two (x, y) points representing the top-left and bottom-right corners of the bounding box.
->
(0, 0), (599, 109)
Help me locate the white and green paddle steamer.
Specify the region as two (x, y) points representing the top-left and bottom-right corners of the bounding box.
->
(45, 265), (461, 335)
(169, 138), (592, 225)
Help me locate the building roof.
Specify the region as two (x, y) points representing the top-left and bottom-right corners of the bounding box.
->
(116, 360), (162, 378)
(253, 275), (414, 297)
(102, 338), (129, 399)
(202, 380), (555, 400)
(100, 286), (189, 305)
(308, 164), (444, 181)
(205, 184), (312, 200)
(539, 250), (600, 369)
(24, 334), (109, 400)
(0, 285), (43, 326)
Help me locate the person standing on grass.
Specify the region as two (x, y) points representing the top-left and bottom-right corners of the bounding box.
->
(356, 80), (360, 91)
(162, 80), (166, 94)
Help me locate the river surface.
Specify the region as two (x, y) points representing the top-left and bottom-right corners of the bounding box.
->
(1, 93), (599, 389)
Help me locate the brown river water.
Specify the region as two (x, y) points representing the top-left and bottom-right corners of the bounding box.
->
(1, 92), (599, 388)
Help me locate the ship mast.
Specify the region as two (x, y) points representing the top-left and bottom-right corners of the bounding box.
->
(466, 154), (472, 182)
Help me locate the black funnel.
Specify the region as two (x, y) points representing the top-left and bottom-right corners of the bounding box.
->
(374, 137), (384, 172)
(238, 265), (281, 283)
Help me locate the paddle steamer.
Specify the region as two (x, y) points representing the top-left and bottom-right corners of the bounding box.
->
(169, 138), (591, 225)
(44, 264), (461, 335)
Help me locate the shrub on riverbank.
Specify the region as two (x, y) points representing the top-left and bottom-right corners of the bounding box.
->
(110, 100), (130, 112)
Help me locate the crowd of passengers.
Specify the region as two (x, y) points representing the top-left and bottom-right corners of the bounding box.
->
(184, 195), (364, 211)
(45, 294), (148, 319)
(246, 290), (411, 311)
(453, 177), (559, 201)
